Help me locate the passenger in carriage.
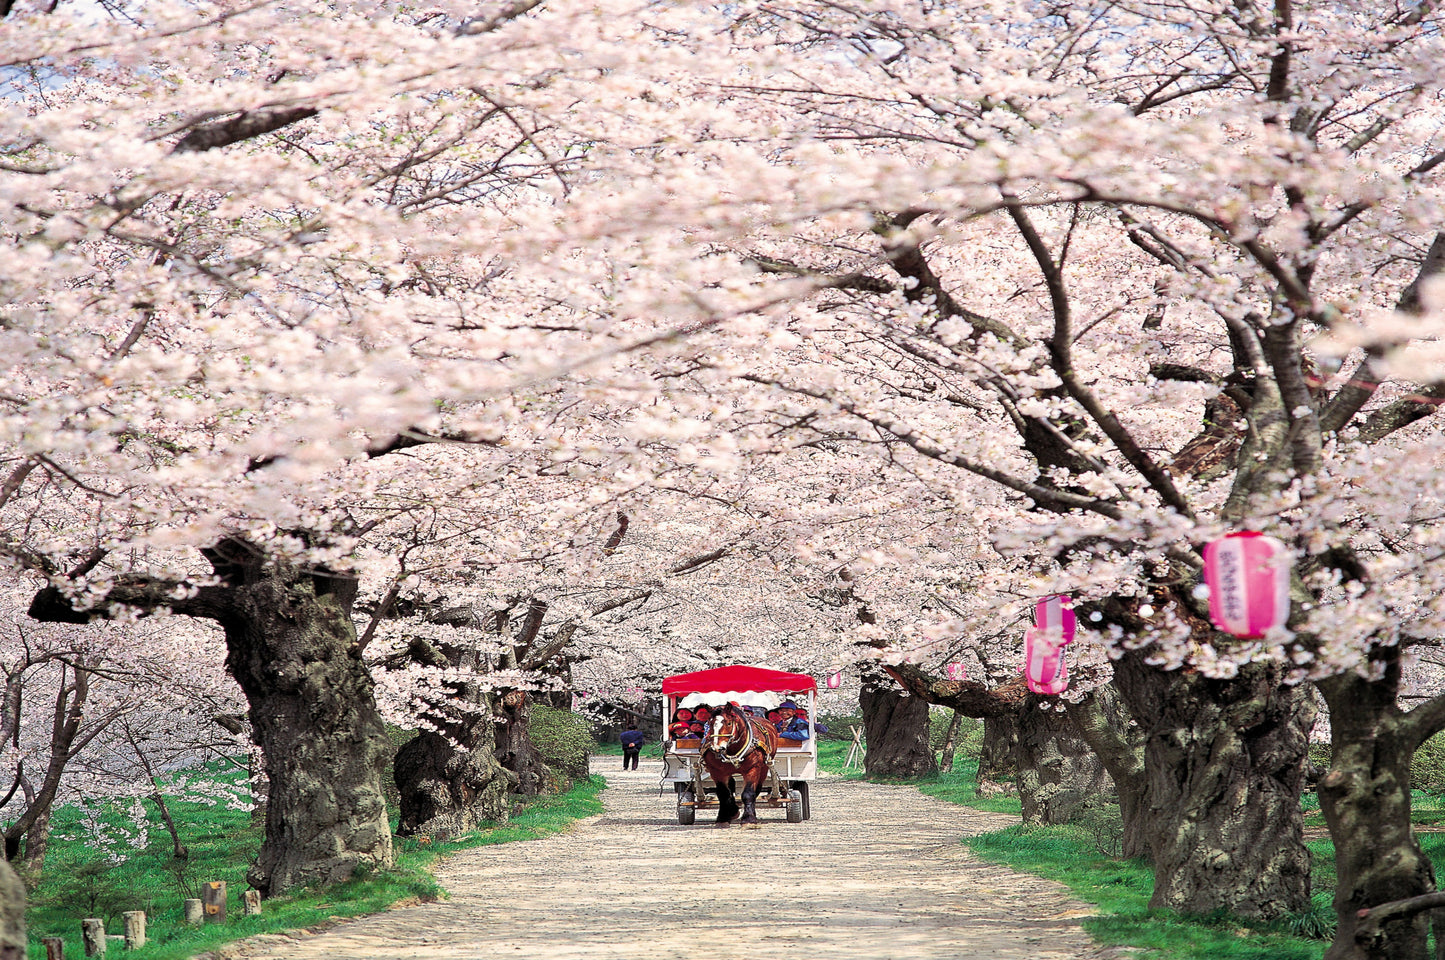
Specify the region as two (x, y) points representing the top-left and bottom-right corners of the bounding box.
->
(668, 720), (694, 740)
(774, 702), (810, 741)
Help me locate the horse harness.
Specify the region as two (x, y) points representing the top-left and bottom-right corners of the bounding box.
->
(707, 712), (763, 765)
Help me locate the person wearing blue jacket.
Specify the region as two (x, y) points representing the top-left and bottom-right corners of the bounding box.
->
(620, 723), (645, 770)
(774, 703), (810, 741)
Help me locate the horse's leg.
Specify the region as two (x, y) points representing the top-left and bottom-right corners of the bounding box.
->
(738, 763), (761, 824)
(715, 776), (739, 825)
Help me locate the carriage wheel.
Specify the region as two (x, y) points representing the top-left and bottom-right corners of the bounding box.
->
(792, 780), (811, 820)
(677, 794), (696, 825)
(785, 789), (804, 823)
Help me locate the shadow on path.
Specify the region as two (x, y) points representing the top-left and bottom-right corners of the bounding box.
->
(226, 758), (1111, 960)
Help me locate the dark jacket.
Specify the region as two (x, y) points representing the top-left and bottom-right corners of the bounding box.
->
(620, 730), (645, 751)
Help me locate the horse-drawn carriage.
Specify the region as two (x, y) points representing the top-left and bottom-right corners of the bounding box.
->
(660, 665), (817, 825)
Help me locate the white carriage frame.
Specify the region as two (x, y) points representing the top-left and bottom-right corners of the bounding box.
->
(660, 686), (817, 824)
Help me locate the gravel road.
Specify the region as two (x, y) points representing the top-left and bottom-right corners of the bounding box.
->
(224, 758), (1108, 960)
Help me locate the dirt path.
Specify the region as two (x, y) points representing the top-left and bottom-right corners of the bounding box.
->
(225, 759), (1108, 960)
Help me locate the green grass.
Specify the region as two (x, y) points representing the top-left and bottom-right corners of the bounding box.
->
(915, 760), (1023, 816)
(24, 771), (605, 960)
(814, 738), (863, 778)
(882, 757), (1328, 960)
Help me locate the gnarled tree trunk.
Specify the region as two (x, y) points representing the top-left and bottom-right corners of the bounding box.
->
(214, 562), (394, 895)
(978, 713), (1018, 784)
(1113, 648), (1313, 920)
(882, 662), (1116, 819)
(860, 668), (936, 778)
(496, 690), (548, 796)
(1016, 695), (1115, 826)
(1317, 656), (1441, 960)
(30, 535), (395, 897)
(392, 637), (515, 837)
(395, 723), (514, 838)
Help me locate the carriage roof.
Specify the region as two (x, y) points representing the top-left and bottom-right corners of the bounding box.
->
(661, 665), (817, 696)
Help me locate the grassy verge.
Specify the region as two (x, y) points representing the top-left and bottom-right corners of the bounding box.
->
(25, 773), (605, 960)
(901, 761), (1328, 960)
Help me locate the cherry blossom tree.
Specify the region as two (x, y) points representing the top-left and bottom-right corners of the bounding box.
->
(3, 0), (1444, 957)
(538, 0), (1445, 950)
(0, 0), (720, 897)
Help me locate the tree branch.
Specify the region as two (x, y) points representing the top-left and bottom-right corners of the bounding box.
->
(28, 577), (234, 624)
(171, 107), (319, 154)
(739, 372), (1125, 519)
(1005, 199), (1195, 519)
(1354, 891), (1445, 943)
(882, 662), (1028, 718)
(1401, 691), (1445, 753)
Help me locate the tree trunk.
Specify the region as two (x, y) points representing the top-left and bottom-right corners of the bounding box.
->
(1015, 695), (1115, 825)
(1067, 683), (1149, 860)
(394, 725), (515, 838)
(496, 691), (548, 796)
(876, 662), (1025, 785)
(978, 713), (1018, 783)
(222, 571), (394, 895)
(1113, 649), (1313, 919)
(31, 538), (397, 897)
(860, 670), (936, 778)
(151, 792), (189, 860)
(939, 710), (963, 773)
(3, 661), (101, 879)
(1317, 667), (1438, 960)
(18, 805), (51, 876)
(0, 858), (22, 960)
(391, 636), (517, 838)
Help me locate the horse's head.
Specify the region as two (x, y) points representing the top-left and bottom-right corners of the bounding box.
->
(704, 704), (748, 756)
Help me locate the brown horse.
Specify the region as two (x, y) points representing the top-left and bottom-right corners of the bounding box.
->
(701, 702), (780, 826)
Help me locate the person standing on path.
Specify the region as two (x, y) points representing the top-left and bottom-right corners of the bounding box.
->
(620, 722), (644, 770)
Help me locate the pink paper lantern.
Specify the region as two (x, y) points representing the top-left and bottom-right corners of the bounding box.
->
(1024, 626), (1069, 695)
(1202, 531), (1291, 639)
(1034, 594), (1076, 645)
(826, 671), (842, 689)
(945, 662), (968, 681)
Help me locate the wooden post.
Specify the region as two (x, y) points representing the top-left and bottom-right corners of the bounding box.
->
(203, 880), (227, 924)
(243, 889), (262, 915)
(122, 911), (146, 950)
(41, 936), (64, 960)
(183, 898), (204, 925)
(843, 725), (867, 771)
(81, 919), (105, 957)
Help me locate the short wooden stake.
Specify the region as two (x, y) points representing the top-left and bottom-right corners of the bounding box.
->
(122, 911), (146, 950)
(41, 936), (63, 960)
(243, 889), (262, 915)
(183, 898), (204, 926)
(81, 918), (105, 957)
(203, 880), (227, 924)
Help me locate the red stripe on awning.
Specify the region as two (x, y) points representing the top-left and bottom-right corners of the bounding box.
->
(661, 665), (817, 696)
